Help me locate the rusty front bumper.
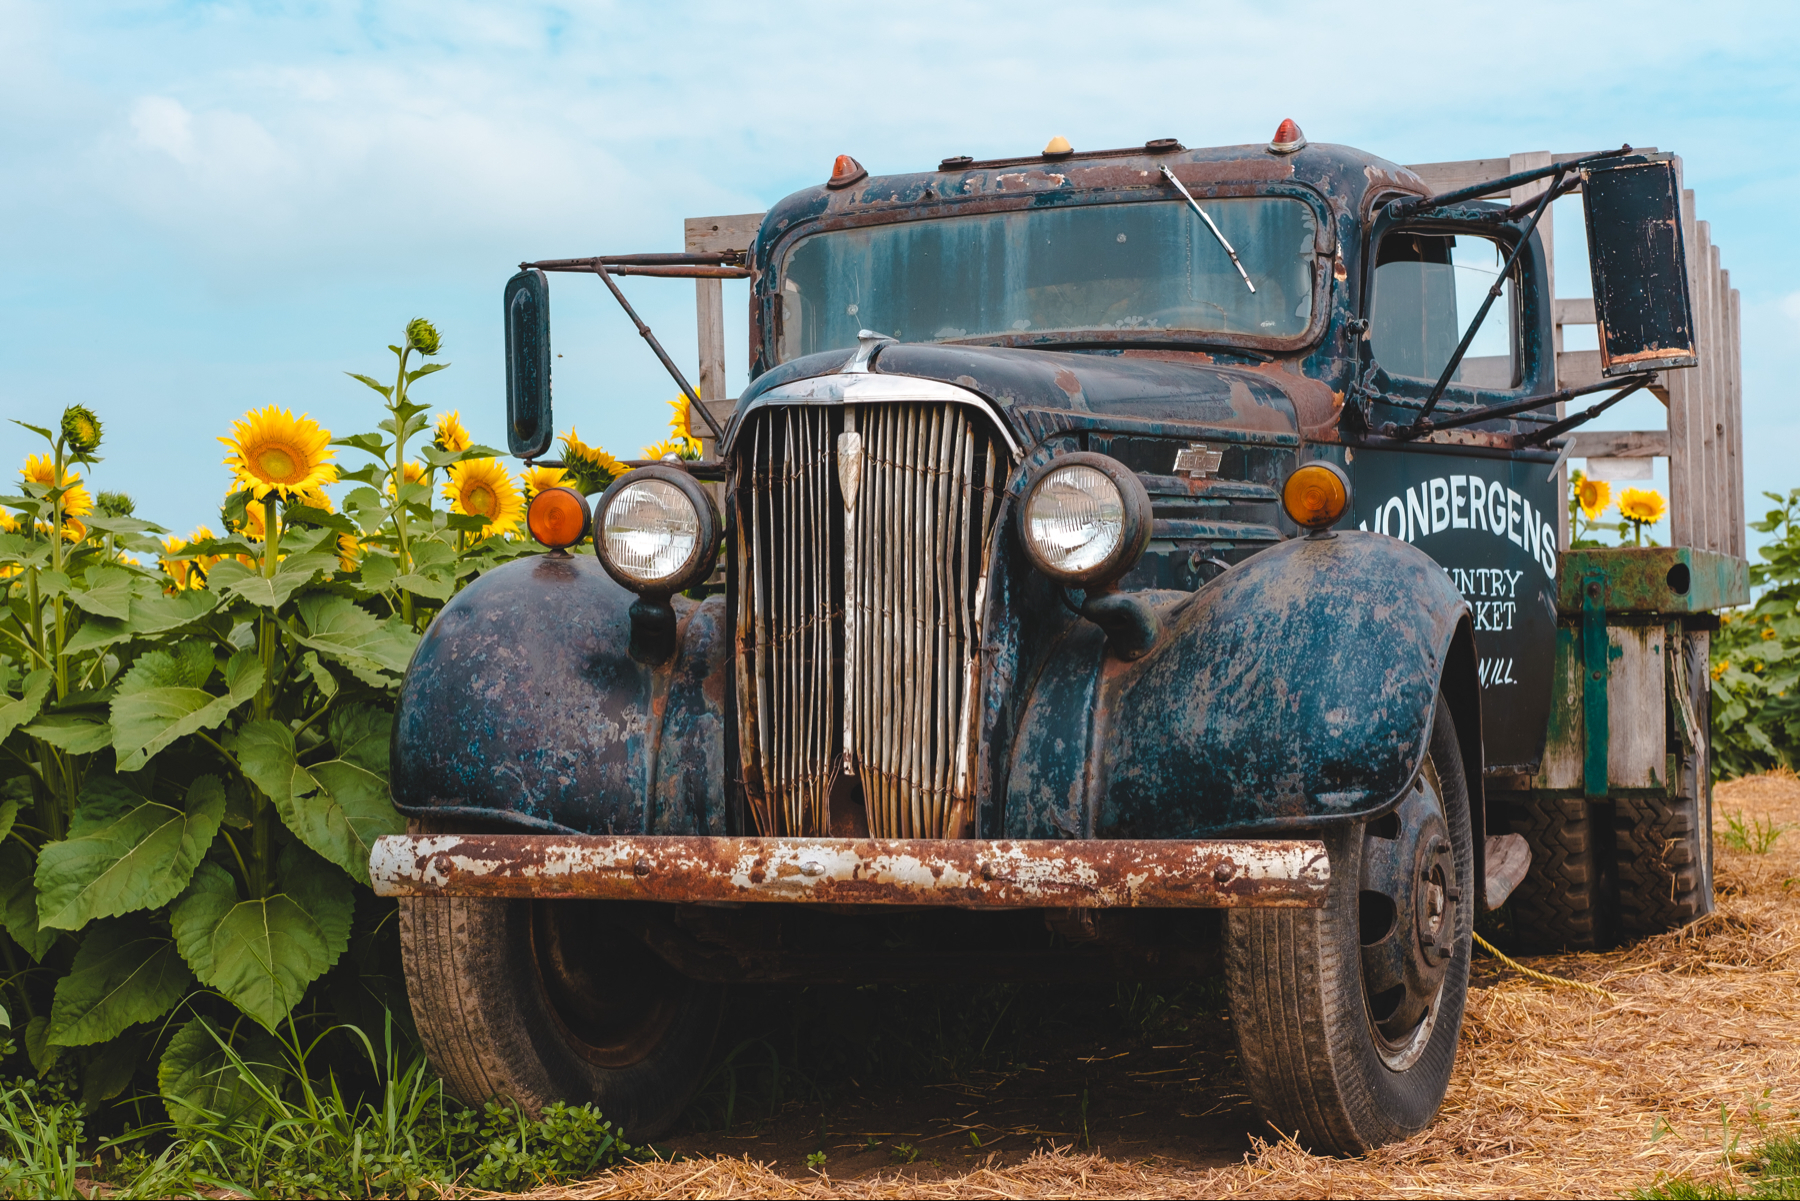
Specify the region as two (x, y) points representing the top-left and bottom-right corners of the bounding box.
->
(368, 834), (1329, 908)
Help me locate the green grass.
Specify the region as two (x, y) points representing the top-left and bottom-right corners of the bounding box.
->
(1635, 1132), (1800, 1198)
(1723, 810), (1790, 855)
(0, 1016), (646, 1200)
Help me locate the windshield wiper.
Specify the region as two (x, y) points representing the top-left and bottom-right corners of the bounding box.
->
(1160, 165), (1255, 294)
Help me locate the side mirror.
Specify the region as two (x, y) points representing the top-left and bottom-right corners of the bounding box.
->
(1581, 157), (1697, 377)
(504, 269), (554, 459)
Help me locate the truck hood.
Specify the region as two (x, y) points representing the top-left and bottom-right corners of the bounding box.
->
(738, 343), (1320, 447)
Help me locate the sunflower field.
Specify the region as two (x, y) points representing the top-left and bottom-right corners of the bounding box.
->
(1711, 487), (1800, 777)
(0, 320), (700, 1186)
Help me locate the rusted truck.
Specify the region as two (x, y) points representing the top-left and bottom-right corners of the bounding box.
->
(370, 124), (1748, 1153)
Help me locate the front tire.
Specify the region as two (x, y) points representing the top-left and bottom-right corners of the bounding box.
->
(1225, 693), (1474, 1154)
(399, 893), (723, 1140)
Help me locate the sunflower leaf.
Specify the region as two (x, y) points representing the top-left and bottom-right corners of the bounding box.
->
(406, 362), (451, 383)
(234, 715), (402, 884)
(0, 798), (15, 844)
(207, 553), (337, 610)
(22, 715), (114, 755)
(47, 914), (193, 1046)
(343, 375), (393, 402)
(110, 649), (262, 772)
(333, 431), (391, 455)
(301, 652), (338, 703)
(65, 585), (217, 653)
(158, 1016), (281, 1130)
(0, 841), (58, 961)
(67, 564), (136, 621)
(388, 571), (454, 601)
(35, 774), (226, 930)
(290, 595), (420, 684)
(0, 669), (52, 743)
(171, 843), (353, 1028)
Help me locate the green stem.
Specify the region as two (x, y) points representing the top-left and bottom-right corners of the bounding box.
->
(195, 729), (242, 772)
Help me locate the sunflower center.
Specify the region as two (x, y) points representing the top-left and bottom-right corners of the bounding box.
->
(256, 446), (300, 482)
(467, 484), (496, 517)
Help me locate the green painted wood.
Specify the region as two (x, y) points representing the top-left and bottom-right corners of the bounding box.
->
(1556, 546), (1748, 614)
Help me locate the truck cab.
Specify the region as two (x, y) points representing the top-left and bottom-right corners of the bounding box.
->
(374, 126), (1743, 1153)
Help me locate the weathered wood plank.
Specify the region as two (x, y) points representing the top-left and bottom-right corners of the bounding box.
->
(684, 213), (765, 255)
(1608, 625), (1668, 789)
(1728, 284), (1744, 556)
(1556, 349), (1603, 389)
(1566, 430), (1670, 458)
(1667, 184), (1698, 549)
(1695, 227), (1720, 552)
(1402, 157), (1512, 194)
(1555, 297), (1596, 326)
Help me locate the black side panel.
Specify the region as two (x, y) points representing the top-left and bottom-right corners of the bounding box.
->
(503, 269), (554, 459)
(1351, 449), (1557, 773)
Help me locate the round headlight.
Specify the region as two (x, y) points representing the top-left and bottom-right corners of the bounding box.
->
(1017, 453), (1152, 587)
(594, 467), (720, 594)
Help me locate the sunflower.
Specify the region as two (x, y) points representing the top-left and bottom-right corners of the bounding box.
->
(559, 429), (626, 494)
(1618, 487), (1666, 524)
(434, 410), (471, 454)
(290, 484), (335, 513)
(220, 406), (337, 499)
(1575, 474), (1611, 521)
(22, 454), (94, 519)
(641, 437), (697, 462)
(666, 396), (704, 458)
(337, 533), (361, 573)
(443, 457), (522, 536)
(61, 405), (103, 455)
(0, 509), (17, 534)
(387, 461), (427, 499)
(235, 496), (267, 542)
(160, 527), (221, 591)
(520, 464), (568, 499)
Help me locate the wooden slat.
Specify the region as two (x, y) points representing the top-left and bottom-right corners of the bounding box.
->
(685, 212), (763, 440)
(1667, 183), (1698, 549)
(1566, 430), (1669, 458)
(1695, 225), (1720, 552)
(1402, 157), (1512, 193)
(684, 213), (765, 254)
(1556, 349), (1603, 389)
(1728, 284), (1745, 556)
(1555, 297), (1596, 326)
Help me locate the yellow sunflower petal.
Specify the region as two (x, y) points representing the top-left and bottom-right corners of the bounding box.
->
(443, 457), (522, 537)
(435, 410), (472, 454)
(219, 406), (337, 499)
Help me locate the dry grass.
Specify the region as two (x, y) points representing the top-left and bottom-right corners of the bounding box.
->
(490, 772), (1800, 1200)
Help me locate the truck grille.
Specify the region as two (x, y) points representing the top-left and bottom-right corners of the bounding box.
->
(734, 403), (1006, 838)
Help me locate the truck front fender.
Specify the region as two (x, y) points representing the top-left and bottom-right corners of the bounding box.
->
(1006, 533), (1482, 842)
(391, 554), (729, 836)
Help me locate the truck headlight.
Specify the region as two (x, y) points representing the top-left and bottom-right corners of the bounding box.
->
(594, 466), (720, 594)
(1017, 453), (1152, 588)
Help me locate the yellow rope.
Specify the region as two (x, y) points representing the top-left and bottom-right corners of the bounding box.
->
(1472, 931), (1619, 1001)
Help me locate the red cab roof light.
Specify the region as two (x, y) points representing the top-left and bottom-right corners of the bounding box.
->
(1269, 119), (1307, 155)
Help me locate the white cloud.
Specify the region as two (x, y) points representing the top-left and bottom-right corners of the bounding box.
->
(129, 95), (196, 162)
(1782, 291), (1800, 328)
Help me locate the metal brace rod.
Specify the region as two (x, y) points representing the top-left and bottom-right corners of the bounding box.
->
(1517, 374), (1656, 447)
(588, 263), (726, 441)
(1409, 167), (1564, 432)
(1396, 144), (1634, 213)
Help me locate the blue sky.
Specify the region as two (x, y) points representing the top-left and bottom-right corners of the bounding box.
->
(2, 0), (1796, 545)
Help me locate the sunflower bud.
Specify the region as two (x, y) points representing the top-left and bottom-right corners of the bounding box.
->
(96, 491), (136, 517)
(406, 318), (442, 356)
(61, 405), (103, 454)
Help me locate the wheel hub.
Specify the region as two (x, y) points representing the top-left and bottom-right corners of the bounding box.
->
(1358, 764), (1462, 1066)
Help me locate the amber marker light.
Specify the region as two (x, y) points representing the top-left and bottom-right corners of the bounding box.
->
(527, 486), (591, 551)
(826, 154), (868, 189)
(1282, 461), (1351, 534)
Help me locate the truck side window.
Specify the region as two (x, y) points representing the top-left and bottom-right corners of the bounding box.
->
(1370, 231), (1519, 390)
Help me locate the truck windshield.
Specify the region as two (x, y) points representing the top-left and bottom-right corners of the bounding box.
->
(776, 197), (1317, 361)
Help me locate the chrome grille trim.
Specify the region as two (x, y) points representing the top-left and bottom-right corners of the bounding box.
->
(735, 401), (1005, 838)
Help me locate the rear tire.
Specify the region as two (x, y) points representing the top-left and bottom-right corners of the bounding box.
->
(1225, 693), (1473, 1154)
(399, 893), (723, 1140)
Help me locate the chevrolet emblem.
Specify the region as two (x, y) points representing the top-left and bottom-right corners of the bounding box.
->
(1173, 443), (1223, 479)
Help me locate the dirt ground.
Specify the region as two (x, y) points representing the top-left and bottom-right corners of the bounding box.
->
(496, 772), (1800, 1200)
